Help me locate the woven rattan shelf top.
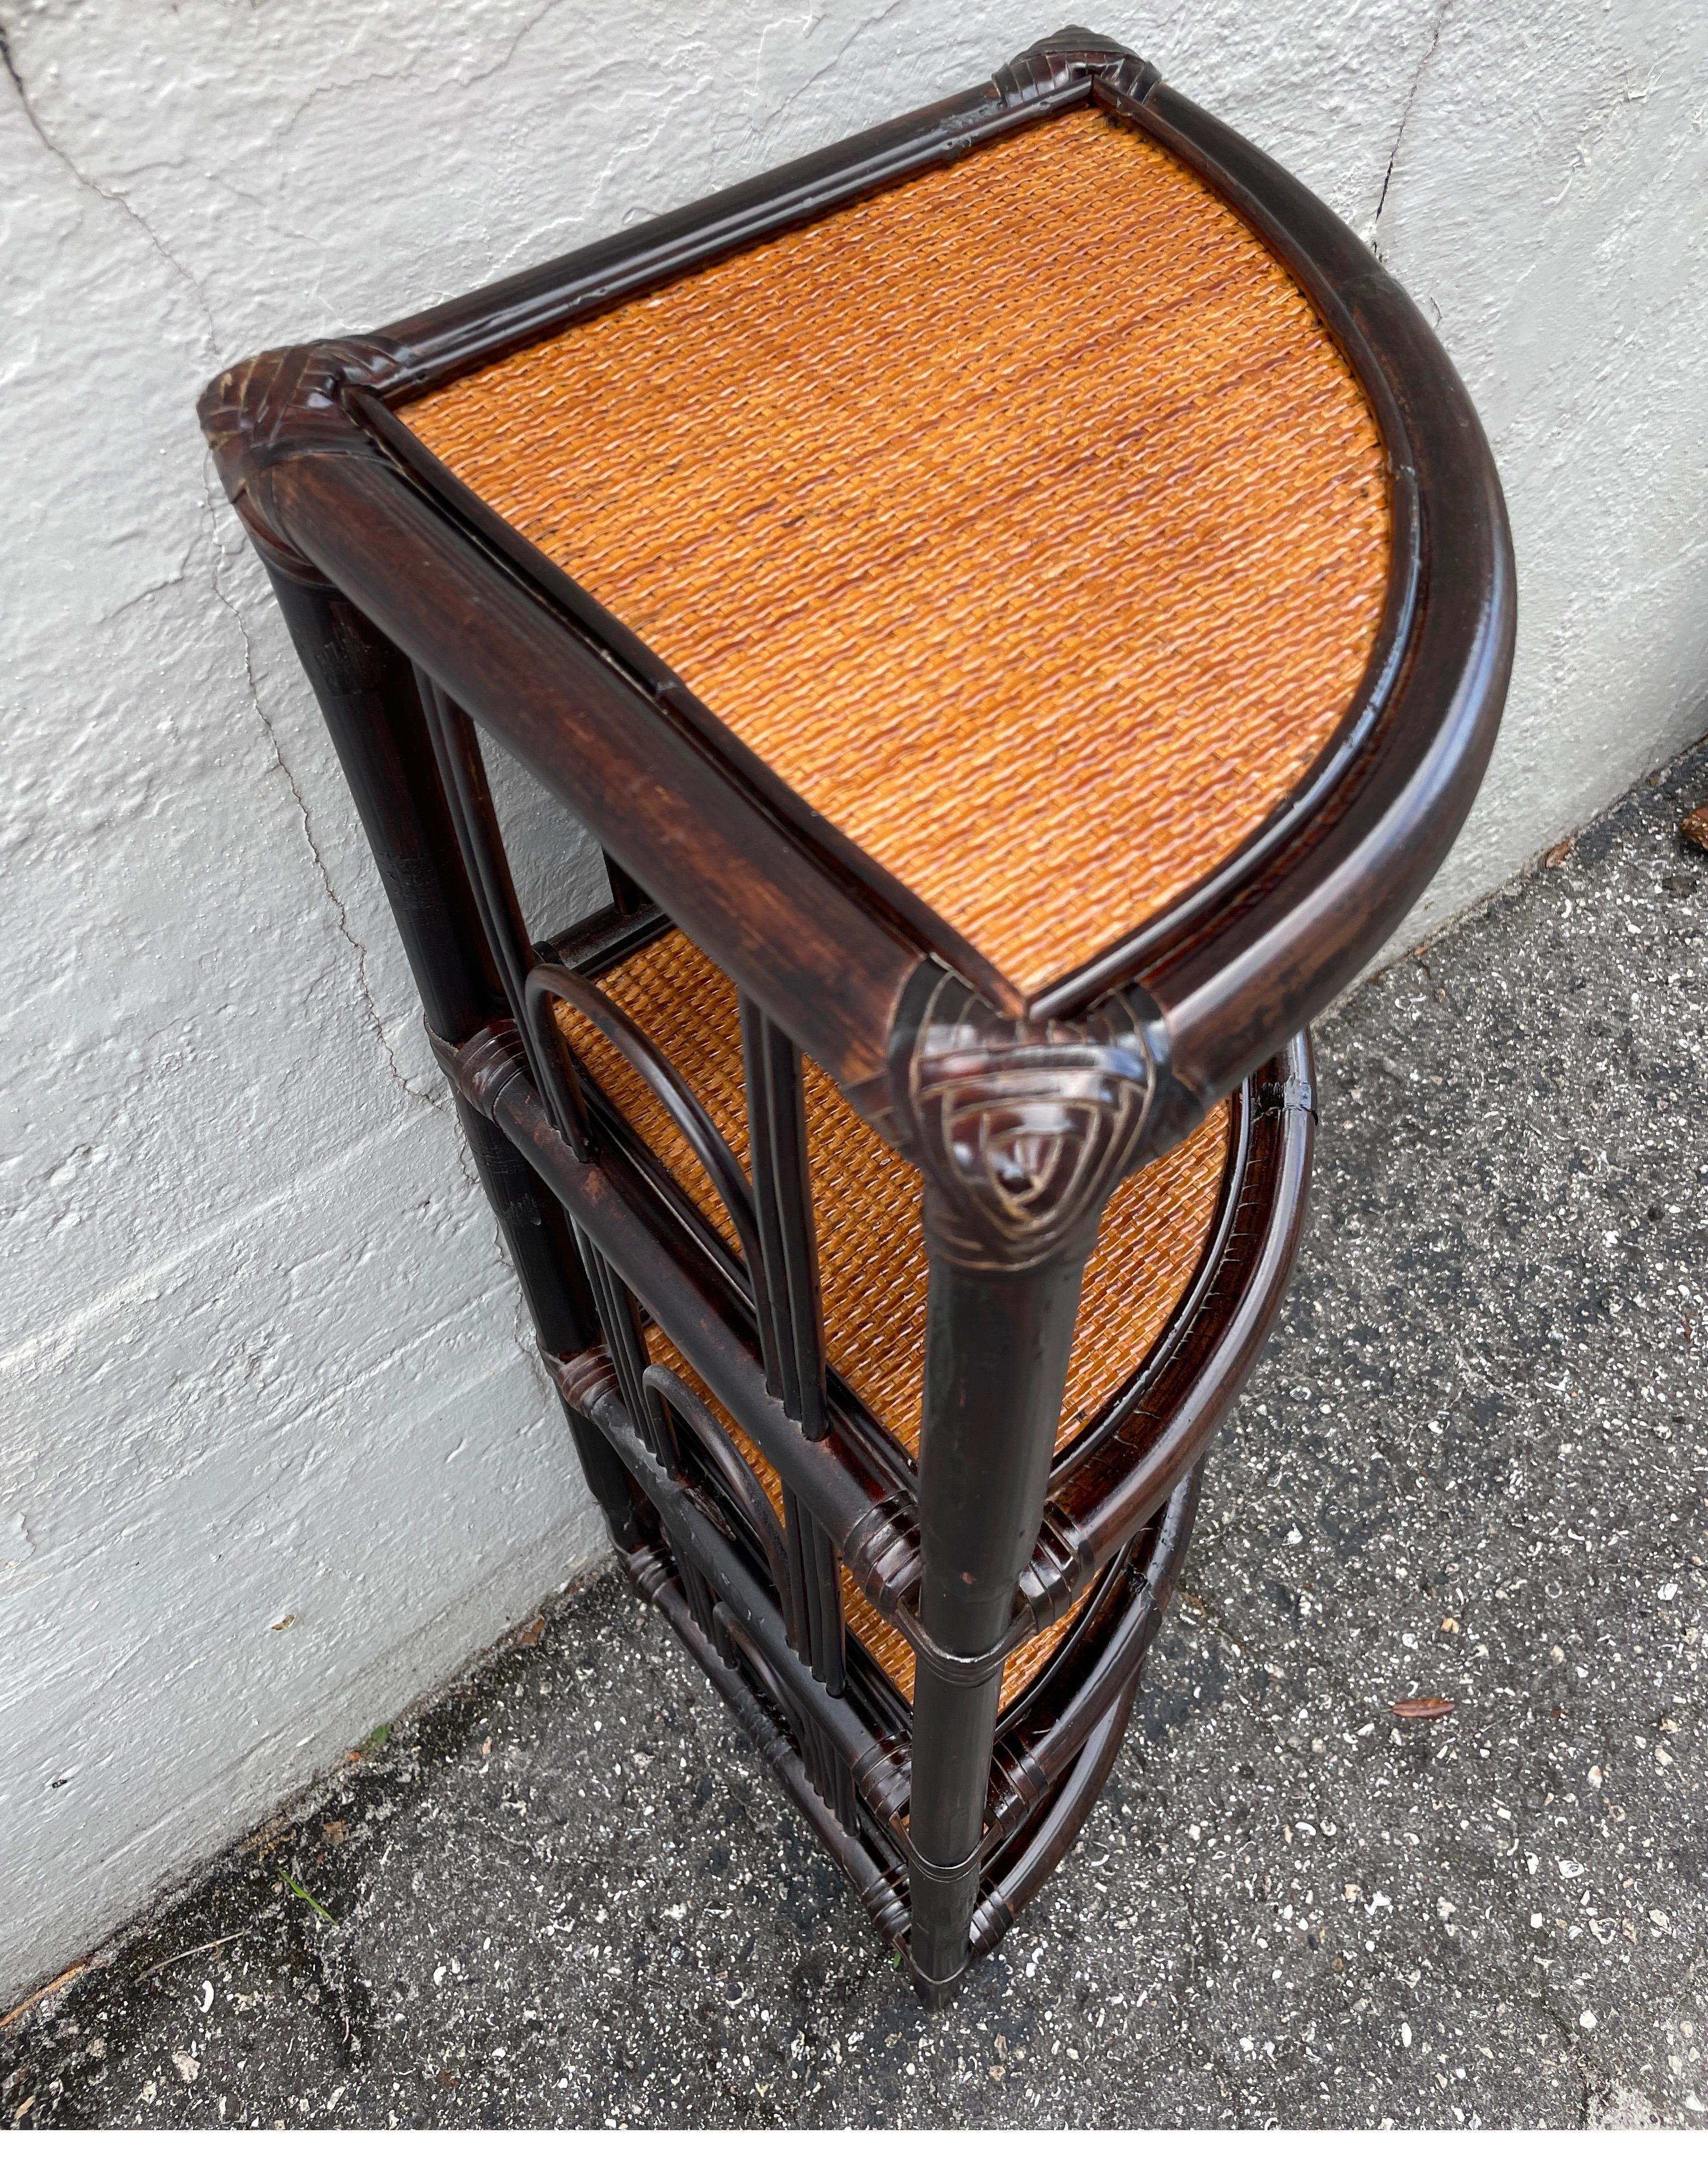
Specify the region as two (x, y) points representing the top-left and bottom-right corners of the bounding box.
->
(406, 106), (1389, 996)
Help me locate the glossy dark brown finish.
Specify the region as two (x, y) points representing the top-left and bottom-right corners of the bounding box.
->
(740, 999), (830, 1441)
(416, 961), (1314, 1994)
(259, 570), (646, 1551)
(199, 23), (1508, 2008)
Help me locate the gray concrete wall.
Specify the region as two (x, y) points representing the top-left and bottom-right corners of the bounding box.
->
(2, 0), (1703, 2009)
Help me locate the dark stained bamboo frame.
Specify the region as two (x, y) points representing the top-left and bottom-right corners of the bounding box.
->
(199, 25), (1513, 2008)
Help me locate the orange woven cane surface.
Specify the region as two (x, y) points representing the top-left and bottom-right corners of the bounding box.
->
(556, 926), (1232, 1459)
(640, 1322), (1080, 1710)
(405, 106), (1389, 996)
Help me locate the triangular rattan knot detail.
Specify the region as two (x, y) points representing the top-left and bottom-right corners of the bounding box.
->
(992, 25), (1161, 110)
(903, 976), (1157, 1270)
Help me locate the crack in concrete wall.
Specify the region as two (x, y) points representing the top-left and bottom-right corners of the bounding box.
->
(1371, 0), (1452, 249)
(0, 15), (221, 365)
(205, 534), (439, 1118)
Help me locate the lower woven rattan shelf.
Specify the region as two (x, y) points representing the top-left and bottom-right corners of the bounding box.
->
(556, 924), (1236, 1716)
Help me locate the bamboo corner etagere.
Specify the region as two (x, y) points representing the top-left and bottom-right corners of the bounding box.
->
(199, 26), (1513, 2007)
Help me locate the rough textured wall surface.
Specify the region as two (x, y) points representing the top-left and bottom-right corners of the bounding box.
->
(2, 0), (1703, 2009)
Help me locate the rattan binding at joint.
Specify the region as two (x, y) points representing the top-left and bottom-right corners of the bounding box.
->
(428, 1019), (526, 1119)
(541, 1342), (621, 1412)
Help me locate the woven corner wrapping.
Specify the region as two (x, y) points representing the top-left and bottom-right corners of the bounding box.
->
(643, 1321), (1082, 1710)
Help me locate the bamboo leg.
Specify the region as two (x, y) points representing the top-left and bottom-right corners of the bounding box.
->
(905, 1239), (1091, 2005)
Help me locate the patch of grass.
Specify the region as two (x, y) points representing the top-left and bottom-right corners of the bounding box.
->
(283, 1870), (338, 1926)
